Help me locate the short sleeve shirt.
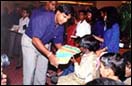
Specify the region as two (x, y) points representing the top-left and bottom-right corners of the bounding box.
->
(25, 12), (64, 44)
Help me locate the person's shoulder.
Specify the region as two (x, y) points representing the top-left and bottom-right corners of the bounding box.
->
(25, 17), (30, 20)
(33, 12), (54, 21)
(19, 17), (23, 21)
(124, 77), (131, 85)
(113, 23), (119, 28)
(83, 20), (90, 26)
(58, 25), (65, 30)
(39, 12), (54, 19)
(41, 11), (54, 16)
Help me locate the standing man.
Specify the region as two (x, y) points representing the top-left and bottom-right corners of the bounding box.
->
(31, 1), (57, 17)
(21, 4), (74, 85)
(30, 1), (57, 51)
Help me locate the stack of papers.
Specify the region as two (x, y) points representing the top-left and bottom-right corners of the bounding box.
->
(56, 45), (81, 64)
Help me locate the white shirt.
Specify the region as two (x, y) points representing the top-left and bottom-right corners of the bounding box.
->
(18, 17), (30, 34)
(75, 20), (91, 37)
(74, 52), (99, 83)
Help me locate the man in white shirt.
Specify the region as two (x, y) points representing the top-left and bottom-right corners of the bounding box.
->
(15, 8), (30, 69)
(18, 8), (30, 34)
(75, 10), (91, 37)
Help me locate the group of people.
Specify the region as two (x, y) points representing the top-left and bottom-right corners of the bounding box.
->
(1, 1), (131, 85)
(57, 35), (131, 85)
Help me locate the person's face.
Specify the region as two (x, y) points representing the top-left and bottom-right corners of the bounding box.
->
(125, 63), (131, 77)
(48, 1), (57, 11)
(79, 12), (85, 20)
(22, 10), (29, 18)
(79, 47), (86, 53)
(100, 11), (107, 21)
(86, 12), (92, 21)
(55, 11), (71, 25)
(99, 63), (114, 78)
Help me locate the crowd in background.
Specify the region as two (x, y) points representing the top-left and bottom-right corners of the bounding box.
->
(1, 1), (131, 85)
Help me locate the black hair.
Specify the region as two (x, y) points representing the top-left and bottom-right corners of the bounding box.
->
(79, 9), (86, 15)
(100, 53), (126, 81)
(22, 7), (31, 14)
(99, 6), (107, 13)
(86, 77), (125, 85)
(86, 6), (98, 22)
(79, 35), (100, 52)
(122, 50), (131, 65)
(55, 4), (74, 16)
(105, 6), (119, 29)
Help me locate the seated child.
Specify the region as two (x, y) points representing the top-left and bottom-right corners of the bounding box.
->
(57, 35), (100, 85)
(57, 37), (82, 76)
(122, 51), (131, 85)
(99, 52), (126, 82)
(86, 77), (125, 85)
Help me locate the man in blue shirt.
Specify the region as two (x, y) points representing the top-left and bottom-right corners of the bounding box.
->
(31, 1), (57, 17)
(21, 4), (74, 85)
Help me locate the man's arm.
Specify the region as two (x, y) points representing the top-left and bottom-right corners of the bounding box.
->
(32, 37), (58, 67)
(55, 43), (62, 49)
(93, 35), (104, 42)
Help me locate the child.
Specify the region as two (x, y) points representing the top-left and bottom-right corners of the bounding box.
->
(99, 52), (126, 82)
(86, 77), (125, 85)
(57, 35), (100, 85)
(122, 51), (131, 85)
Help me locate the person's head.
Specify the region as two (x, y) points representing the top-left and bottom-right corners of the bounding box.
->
(74, 36), (81, 47)
(100, 53), (126, 81)
(21, 8), (30, 18)
(79, 35), (100, 53)
(33, 1), (41, 9)
(86, 6), (98, 23)
(66, 15), (78, 26)
(45, 1), (57, 12)
(122, 50), (131, 77)
(55, 4), (74, 25)
(99, 7), (107, 21)
(86, 77), (125, 85)
(100, 6), (119, 29)
(78, 10), (86, 21)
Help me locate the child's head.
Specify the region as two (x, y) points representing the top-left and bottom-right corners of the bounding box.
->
(122, 50), (131, 77)
(79, 35), (100, 53)
(21, 8), (30, 18)
(100, 53), (126, 80)
(86, 77), (125, 85)
(78, 10), (86, 21)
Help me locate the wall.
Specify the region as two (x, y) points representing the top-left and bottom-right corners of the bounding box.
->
(96, 1), (122, 9)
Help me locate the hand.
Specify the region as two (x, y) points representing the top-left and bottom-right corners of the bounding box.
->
(1, 73), (7, 85)
(57, 71), (63, 76)
(96, 47), (107, 57)
(48, 53), (58, 68)
(14, 28), (19, 32)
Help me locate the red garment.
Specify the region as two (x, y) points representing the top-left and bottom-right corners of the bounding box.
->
(66, 24), (77, 46)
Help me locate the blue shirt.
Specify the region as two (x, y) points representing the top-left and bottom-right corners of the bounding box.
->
(103, 23), (120, 53)
(31, 7), (47, 18)
(92, 20), (104, 38)
(25, 12), (64, 44)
